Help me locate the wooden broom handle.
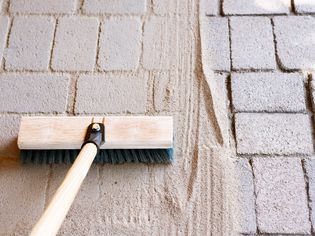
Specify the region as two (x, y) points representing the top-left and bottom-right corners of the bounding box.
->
(30, 143), (98, 236)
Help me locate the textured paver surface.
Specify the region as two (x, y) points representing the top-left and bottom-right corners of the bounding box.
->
(253, 158), (311, 234)
(0, 0), (315, 235)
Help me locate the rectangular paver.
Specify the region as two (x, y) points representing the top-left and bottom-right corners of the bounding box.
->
(0, 16), (9, 68)
(0, 115), (20, 157)
(311, 77), (315, 111)
(235, 113), (313, 155)
(0, 74), (69, 113)
(223, 0), (290, 15)
(204, 0), (219, 15)
(52, 17), (99, 71)
(274, 16), (315, 70)
(201, 17), (230, 71)
(10, 0), (76, 14)
(232, 72), (306, 112)
(253, 158), (311, 234)
(0, 159), (48, 234)
(152, 0), (188, 15)
(230, 17), (276, 70)
(231, 159), (257, 234)
(143, 16), (177, 70)
(304, 159), (315, 233)
(75, 75), (147, 114)
(5, 16), (55, 71)
(294, 0), (315, 13)
(83, 0), (147, 14)
(98, 18), (141, 71)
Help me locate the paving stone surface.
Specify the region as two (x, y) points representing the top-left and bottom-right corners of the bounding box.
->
(202, 17), (230, 71)
(253, 158), (311, 234)
(311, 77), (315, 110)
(5, 16), (55, 71)
(83, 0), (147, 14)
(10, 0), (76, 14)
(52, 17), (99, 71)
(98, 18), (141, 71)
(75, 75), (147, 114)
(230, 17), (276, 70)
(294, 0), (315, 13)
(223, 0), (291, 15)
(0, 74), (69, 113)
(0, 159), (48, 234)
(274, 16), (315, 70)
(235, 113), (313, 155)
(0, 115), (20, 157)
(232, 72), (306, 112)
(231, 159), (257, 234)
(143, 16), (177, 70)
(304, 159), (315, 233)
(152, 0), (188, 15)
(0, 16), (9, 68)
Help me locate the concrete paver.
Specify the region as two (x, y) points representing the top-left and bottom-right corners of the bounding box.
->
(0, 16), (9, 68)
(0, 159), (48, 234)
(10, 0), (76, 14)
(231, 159), (257, 234)
(230, 17), (276, 70)
(232, 72), (306, 112)
(223, 0), (290, 15)
(52, 17), (99, 71)
(99, 18), (141, 71)
(274, 16), (315, 70)
(202, 17), (230, 71)
(294, 0), (315, 13)
(235, 113), (313, 155)
(75, 75), (147, 114)
(0, 74), (69, 112)
(143, 16), (177, 70)
(0, 115), (20, 157)
(304, 159), (315, 233)
(83, 0), (147, 14)
(5, 16), (55, 71)
(253, 158), (311, 234)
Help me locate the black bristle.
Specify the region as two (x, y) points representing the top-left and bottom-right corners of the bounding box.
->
(19, 148), (173, 165)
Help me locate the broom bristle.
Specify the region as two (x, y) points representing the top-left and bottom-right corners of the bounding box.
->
(20, 149), (173, 164)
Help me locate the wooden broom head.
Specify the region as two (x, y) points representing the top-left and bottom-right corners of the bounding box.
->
(18, 116), (173, 150)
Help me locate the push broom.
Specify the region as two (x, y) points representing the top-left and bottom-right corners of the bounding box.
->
(17, 116), (173, 236)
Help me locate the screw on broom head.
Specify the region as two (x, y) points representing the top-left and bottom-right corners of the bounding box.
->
(18, 116), (174, 165)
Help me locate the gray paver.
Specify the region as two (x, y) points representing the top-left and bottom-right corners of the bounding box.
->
(294, 0), (315, 13)
(304, 159), (315, 233)
(232, 159), (257, 234)
(5, 16), (55, 71)
(0, 160), (48, 234)
(202, 17), (230, 71)
(83, 0), (147, 14)
(230, 17), (276, 70)
(99, 18), (141, 71)
(235, 113), (313, 155)
(204, 0), (219, 15)
(0, 74), (69, 113)
(143, 16), (177, 70)
(223, 0), (290, 15)
(0, 16), (9, 68)
(75, 75), (147, 114)
(232, 72), (306, 112)
(311, 77), (315, 111)
(274, 16), (315, 70)
(10, 0), (76, 14)
(52, 17), (99, 71)
(253, 158), (311, 234)
(0, 115), (20, 157)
